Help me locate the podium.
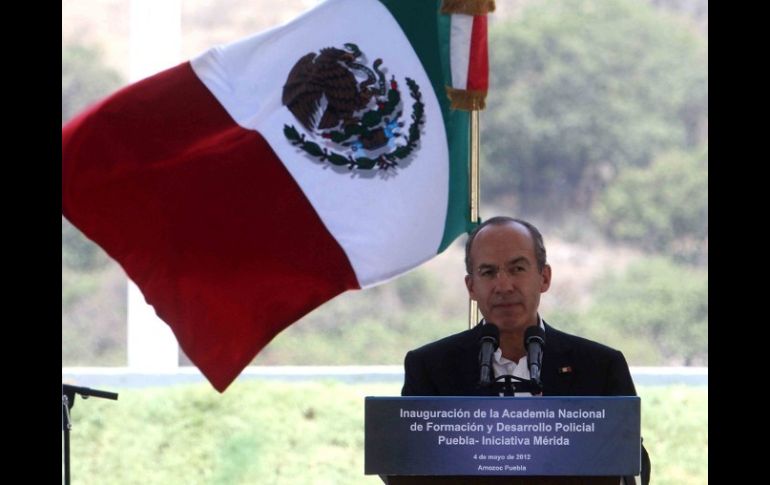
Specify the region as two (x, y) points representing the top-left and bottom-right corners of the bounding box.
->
(365, 397), (641, 484)
(384, 477), (617, 484)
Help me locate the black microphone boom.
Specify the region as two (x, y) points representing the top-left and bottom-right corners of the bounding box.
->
(524, 325), (545, 390)
(478, 323), (499, 387)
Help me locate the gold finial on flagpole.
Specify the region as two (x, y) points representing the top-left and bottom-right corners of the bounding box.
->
(440, 0), (496, 16)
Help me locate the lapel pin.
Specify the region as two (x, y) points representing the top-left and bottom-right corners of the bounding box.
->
(558, 366), (573, 374)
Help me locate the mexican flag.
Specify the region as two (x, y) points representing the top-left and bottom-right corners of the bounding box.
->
(62, 0), (490, 392)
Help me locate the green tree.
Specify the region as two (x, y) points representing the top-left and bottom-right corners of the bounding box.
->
(62, 44), (123, 123)
(581, 256), (707, 365)
(593, 147), (707, 263)
(62, 218), (110, 271)
(482, 0), (708, 217)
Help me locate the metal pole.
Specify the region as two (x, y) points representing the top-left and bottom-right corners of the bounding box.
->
(63, 394), (72, 485)
(468, 109), (480, 329)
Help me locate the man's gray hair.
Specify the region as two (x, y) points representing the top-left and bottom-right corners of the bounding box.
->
(464, 216), (547, 274)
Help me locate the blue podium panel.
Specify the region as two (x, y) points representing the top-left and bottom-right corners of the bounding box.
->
(365, 396), (640, 476)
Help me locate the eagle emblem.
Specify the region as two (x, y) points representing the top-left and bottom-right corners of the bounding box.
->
(282, 43), (424, 171)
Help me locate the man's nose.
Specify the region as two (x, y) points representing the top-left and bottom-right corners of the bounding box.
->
(493, 271), (516, 291)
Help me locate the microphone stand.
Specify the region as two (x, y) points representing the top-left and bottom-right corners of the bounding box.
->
(493, 374), (542, 396)
(62, 384), (119, 485)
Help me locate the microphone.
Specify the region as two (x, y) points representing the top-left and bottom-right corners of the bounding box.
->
(524, 326), (545, 389)
(478, 323), (499, 387)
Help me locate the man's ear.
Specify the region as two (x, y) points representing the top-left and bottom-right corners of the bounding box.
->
(540, 264), (552, 293)
(464, 274), (476, 300)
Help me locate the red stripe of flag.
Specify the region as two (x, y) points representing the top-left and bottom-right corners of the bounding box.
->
(62, 62), (360, 391)
(466, 14), (489, 91)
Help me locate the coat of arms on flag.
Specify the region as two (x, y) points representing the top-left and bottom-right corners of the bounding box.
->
(282, 43), (424, 171)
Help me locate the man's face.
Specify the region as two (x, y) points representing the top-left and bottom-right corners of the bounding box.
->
(464, 222), (551, 335)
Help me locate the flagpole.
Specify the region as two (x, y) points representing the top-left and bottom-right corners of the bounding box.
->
(468, 109), (480, 329)
(439, 0), (493, 330)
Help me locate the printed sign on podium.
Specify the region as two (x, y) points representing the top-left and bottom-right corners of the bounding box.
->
(365, 396), (640, 477)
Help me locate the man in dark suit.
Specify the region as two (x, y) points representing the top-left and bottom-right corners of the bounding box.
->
(401, 216), (650, 485)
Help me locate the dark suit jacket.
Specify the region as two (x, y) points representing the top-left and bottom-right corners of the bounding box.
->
(402, 321), (650, 484)
(402, 321), (636, 397)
